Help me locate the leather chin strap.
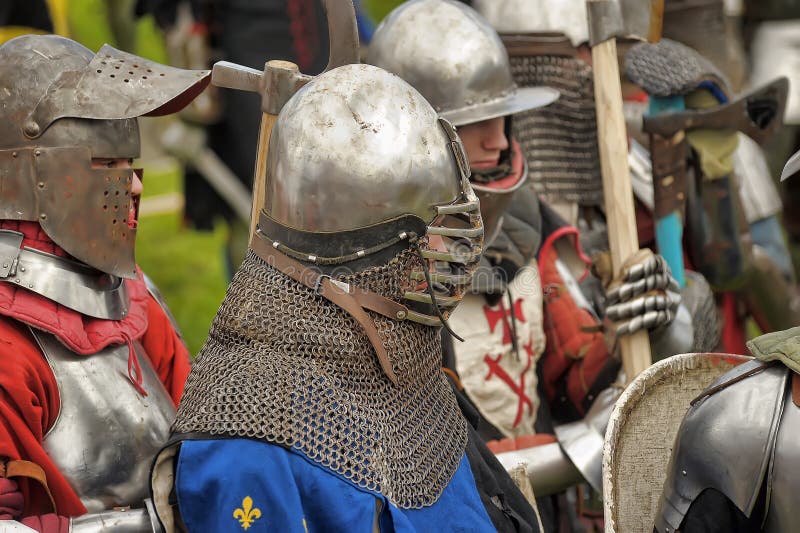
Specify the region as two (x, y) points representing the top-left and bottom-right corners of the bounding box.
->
(250, 235), (410, 386)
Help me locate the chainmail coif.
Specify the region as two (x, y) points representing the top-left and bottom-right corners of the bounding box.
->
(173, 247), (468, 509)
(510, 54), (604, 206)
(624, 38), (729, 98)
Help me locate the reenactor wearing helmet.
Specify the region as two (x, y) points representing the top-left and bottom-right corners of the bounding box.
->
(0, 35), (209, 531)
(148, 63), (544, 532)
(367, 1), (695, 531)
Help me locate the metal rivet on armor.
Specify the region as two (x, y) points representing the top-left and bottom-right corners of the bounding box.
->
(308, 255), (317, 262)
(272, 242), (280, 248)
(14, 279), (19, 283)
(1, 264), (6, 269)
(682, 470), (687, 476)
(19, 267), (24, 272)
(39, 214), (46, 220)
(27, 284), (32, 289)
(11, 152), (17, 158)
(37, 182), (45, 189)
(356, 250), (365, 258)
(396, 310), (407, 320)
(399, 232), (407, 239)
(24, 122), (39, 138)
(33, 149), (41, 156)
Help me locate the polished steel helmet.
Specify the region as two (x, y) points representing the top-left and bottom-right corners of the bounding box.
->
(473, 0), (590, 47)
(257, 63), (483, 326)
(366, 0), (558, 127)
(367, 0), (557, 242)
(0, 35), (210, 278)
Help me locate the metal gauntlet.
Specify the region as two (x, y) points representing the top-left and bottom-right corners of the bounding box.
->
(605, 253), (681, 337)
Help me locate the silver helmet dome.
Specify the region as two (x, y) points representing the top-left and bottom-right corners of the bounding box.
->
(366, 0), (558, 127)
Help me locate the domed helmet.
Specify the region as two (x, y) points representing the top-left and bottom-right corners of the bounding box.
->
(256, 63), (483, 333)
(0, 35), (210, 278)
(473, 0), (605, 208)
(172, 64), (479, 506)
(367, 0), (558, 237)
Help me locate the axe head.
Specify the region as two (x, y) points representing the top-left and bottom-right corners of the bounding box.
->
(211, 0), (359, 114)
(587, 0), (664, 47)
(322, 0), (360, 72)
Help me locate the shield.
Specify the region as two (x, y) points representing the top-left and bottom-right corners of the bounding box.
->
(602, 352), (751, 533)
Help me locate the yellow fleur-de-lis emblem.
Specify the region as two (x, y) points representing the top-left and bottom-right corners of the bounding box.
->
(233, 496), (262, 530)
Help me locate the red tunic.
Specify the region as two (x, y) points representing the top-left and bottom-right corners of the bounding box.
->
(0, 221), (191, 519)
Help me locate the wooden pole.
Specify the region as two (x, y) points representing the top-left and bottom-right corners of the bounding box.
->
(592, 38), (653, 380)
(249, 113), (279, 237)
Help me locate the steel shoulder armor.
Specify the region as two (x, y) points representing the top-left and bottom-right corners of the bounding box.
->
(656, 360), (790, 532)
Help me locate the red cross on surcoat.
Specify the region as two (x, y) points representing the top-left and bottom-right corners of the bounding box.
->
(482, 298), (535, 428)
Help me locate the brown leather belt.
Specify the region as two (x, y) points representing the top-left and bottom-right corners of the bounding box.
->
(250, 235), (410, 385)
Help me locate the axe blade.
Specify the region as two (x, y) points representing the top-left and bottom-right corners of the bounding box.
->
(643, 77), (789, 145)
(322, 0), (360, 72)
(587, 0), (664, 46)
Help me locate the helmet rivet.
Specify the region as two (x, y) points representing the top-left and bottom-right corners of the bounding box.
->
(24, 123), (40, 138)
(19, 267), (24, 272)
(396, 310), (407, 320)
(34, 149), (41, 157)
(37, 182), (45, 189)
(11, 152), (17, 158)
(1, 264), (6, 269)
(681, 470), (687, 476)
(39, 213), (47, 220)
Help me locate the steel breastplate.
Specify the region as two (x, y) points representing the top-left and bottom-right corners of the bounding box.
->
(764, 381), (800, 532)
(33, 328), (176, 512)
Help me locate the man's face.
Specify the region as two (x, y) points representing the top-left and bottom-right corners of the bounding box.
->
(456, 116), (508, 169)
(91, 158), (141, 229)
